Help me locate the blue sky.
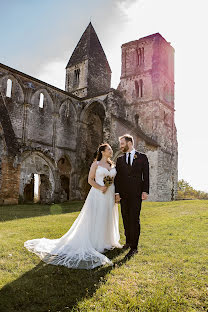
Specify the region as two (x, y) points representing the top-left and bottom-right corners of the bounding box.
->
(0, 0), (208, 192)
(0, 0), (126, 75)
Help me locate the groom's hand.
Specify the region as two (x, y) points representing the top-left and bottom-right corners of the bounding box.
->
(115, 194), (121, 203)
(142, 192), (148, 200)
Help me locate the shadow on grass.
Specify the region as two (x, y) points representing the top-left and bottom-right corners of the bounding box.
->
(0, 248), (127, 312)
(0, 201), (84, 222)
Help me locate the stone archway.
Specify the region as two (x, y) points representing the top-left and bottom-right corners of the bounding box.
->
(56, 100), (77, 150)
(80, 100), (106, 160)
(57, 156), (71, 201)
(60, 175), (70, 200)
(28, 89), (54, 145)
(79, 101), (106, 198)
(19, 152), (55, 204)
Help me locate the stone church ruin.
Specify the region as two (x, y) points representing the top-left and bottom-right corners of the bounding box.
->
(0, 22), (178, 204)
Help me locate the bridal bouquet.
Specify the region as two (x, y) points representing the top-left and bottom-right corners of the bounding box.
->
(103, 175), (114, 187)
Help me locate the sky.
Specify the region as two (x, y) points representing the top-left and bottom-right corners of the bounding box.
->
(0, 0), (207, 192)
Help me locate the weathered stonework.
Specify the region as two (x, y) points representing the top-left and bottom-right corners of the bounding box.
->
(0, 23), (178, 204)
(66, 23), (111, 98)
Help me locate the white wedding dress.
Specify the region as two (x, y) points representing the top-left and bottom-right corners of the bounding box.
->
(24, 164), (121, 269)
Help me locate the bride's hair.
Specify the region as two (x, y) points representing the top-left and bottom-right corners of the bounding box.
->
(94, 143), (114, 166)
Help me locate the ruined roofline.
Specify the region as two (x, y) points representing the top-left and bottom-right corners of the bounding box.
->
(0, 62), (80, 100)
(122, 32), (174, 50)
(81, 88), (124, 101)
(112, 114), (159, 147)
(81, 89), (114, 100)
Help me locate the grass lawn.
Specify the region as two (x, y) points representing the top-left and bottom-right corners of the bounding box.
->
(0, 200), (207, 312)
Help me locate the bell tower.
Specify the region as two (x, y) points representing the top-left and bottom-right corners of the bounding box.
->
(119, 33), (174, 106)
(65, 22), (111, 98)
(119, 33), (174, 107)
(118, 33), (175, 143)
(118, 33), (177, 202)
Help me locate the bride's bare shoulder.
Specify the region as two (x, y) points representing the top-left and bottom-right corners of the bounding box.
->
(90, 160), (99, 169)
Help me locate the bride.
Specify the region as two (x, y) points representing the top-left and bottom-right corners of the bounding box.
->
(24, 143), (122, 269)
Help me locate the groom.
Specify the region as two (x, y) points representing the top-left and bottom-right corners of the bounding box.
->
(114, 134), (149, 258)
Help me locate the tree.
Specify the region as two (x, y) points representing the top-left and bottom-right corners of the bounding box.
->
(177, 179), (208, 199)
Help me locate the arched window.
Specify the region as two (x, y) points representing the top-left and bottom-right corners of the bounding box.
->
(39, 93), (44, 108)
(135, 80), (143, 98)
(139, 79), (143, 97)
(137, 47), (144, 66)
(135, 81), (139, 97)
(142, 47), (144, 64)
(67, 75), (70, 86)
(6, 79), (12, 98)
(135, 114), (139, 125)
(65, 102), (70, 118)
(137, 48), (141, 66)
(73, 68), (80, 87)
(164, 111), (168, 123)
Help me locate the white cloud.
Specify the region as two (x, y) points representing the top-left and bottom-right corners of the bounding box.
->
(36, 60), (66, 90)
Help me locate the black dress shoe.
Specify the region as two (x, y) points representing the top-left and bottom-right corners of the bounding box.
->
(125, 249), (138, 259)
(122, 243), (130, 250)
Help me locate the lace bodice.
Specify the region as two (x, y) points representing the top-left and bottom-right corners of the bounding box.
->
(95, 164), (117, 186)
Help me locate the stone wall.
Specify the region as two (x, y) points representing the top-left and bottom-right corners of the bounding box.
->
(0, 63), (80, 204)
(0, 122), (21, 205)
(0, 156), (20, 205)
(0, 125), (5, 194)
(19, 152), (55, 203)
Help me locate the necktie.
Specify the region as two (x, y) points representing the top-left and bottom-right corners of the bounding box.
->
(127, 152), (131, 166)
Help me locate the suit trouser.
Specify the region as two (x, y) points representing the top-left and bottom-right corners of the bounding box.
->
(120, 196), (142, 250)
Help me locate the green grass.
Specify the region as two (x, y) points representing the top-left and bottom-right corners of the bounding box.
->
(0, 200), (207, 312)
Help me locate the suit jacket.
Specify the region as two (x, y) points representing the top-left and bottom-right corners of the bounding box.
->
(114, 151), (149, 199)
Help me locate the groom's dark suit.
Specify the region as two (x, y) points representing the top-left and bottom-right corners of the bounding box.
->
(114, 151), (149, 250)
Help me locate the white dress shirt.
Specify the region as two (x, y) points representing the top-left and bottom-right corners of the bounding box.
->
(126, 148), (136, 166)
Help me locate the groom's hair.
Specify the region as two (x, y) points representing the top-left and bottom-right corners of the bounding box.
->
(119, 134), (134, 145)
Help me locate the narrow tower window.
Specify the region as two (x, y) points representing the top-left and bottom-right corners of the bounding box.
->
(65, 102), (70, 118)
(137, 48), (141, 66)
(139, 79), (143, 97)
(137, 47), (144, 66)
(135, 114), (139, 125)
(73, 68), (80, 87)
(39, 93), (44, 108)
(135, 81), (139, 97)
(6, 79), (12, 98)
(142, 47), (144, 64)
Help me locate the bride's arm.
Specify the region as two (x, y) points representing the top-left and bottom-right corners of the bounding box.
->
(88, 162), (106, 191)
